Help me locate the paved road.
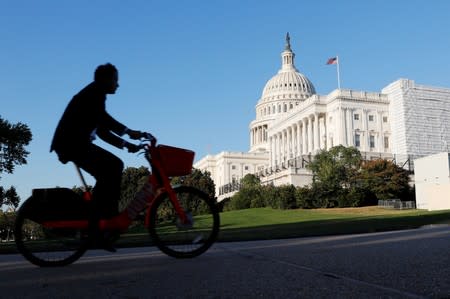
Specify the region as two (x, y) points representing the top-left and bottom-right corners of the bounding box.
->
(0, 225), (449, 299)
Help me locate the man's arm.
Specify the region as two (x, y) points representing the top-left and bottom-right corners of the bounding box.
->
(96, 111), (127, 148)
(97, 111), (142, 150)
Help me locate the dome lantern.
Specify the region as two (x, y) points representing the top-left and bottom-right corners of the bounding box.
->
(259, 34), (316, 103)
(281, 32), (296, 72)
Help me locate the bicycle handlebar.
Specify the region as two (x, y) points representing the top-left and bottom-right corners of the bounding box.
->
(137, 132), (157, 150)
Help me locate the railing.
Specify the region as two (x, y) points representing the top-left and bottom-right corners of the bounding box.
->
(218, 154), (417, 197)
(218, 182), (241, 196)
(378, 199), (416, 210)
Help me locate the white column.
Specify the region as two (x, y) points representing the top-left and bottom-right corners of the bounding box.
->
(296, 122), (301, 156)
(314, 113), (320, 152)
(264, 125), (268, 142)
(288, 126), (293, 159)
(327, 112), (333, 149)
(277, 132), (281, 164)
(362, 109), (368, 152)
(347, 108), (353, 146)
(378, 111), (383, 152)
(274, 135), (278, 165)
(302, 119), (307, 154)
(292, 125), (297, 158)
(341, 107), (347, 146)
(320, 113), (327, 150)
(308, 116), (313, 153)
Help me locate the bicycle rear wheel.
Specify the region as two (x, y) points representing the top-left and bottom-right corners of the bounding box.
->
(149, 186), (220, 258)
(14, 198), (88, 267)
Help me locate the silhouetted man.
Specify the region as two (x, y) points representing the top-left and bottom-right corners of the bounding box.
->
(51, 63), (144, 250)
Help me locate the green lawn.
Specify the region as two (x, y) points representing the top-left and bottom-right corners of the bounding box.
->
(2, 206), (449, 254)
(217, 206), (450, 242)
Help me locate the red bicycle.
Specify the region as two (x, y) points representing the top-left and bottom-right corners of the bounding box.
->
(14, 134), (220, 267)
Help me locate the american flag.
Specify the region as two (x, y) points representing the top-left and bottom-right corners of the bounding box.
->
(326, 57), (337, 65)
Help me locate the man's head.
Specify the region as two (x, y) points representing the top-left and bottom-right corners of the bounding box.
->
(94, 63), (119, 94)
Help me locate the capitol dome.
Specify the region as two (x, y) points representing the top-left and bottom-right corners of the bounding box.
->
(259, 34), (316, 103)
(250, 33), (316, 153)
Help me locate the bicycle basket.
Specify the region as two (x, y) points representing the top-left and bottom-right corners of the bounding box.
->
(157, 145), (195, 177)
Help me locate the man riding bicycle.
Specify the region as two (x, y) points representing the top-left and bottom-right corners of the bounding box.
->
(51, 63), (152, 251)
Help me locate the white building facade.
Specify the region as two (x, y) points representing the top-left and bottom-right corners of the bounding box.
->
(195, 34), (450, 201)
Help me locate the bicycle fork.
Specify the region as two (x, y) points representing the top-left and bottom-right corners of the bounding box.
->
(144, 176), (192, 228)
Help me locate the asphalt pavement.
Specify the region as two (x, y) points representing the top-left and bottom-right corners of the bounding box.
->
(0, 225), (449, 298)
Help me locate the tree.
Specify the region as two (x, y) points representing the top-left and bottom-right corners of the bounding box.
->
(308, 145), (362, 187)
(0, 116), (32, 210)
(307, 146), (362, 207)
(230, 174), (263, 210)
(171, 168), (216, 199)
(274, 184), (297, 209)
(119, 166), (150, 211)
(356, 159), (411, 201)
(0, 186), (20, 211)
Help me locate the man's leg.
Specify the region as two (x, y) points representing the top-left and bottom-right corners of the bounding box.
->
(72, 144), (124, 249)
(74, 144), (124, 216)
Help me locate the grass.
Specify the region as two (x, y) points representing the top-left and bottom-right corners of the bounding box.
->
(217, 206), (450, 242)
(1, 206), (449, 254)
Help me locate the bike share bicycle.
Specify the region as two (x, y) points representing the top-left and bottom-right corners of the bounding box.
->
(14, 134), (220, 267)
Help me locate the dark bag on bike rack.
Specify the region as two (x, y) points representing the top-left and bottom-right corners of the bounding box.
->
(22, 188), (90, 222)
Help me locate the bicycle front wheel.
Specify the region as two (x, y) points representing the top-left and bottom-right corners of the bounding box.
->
(14, 198), (88, 267)
(149, 186), (220, 258)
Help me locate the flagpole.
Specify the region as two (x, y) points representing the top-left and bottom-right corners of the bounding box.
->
(336, 55), (341, 90)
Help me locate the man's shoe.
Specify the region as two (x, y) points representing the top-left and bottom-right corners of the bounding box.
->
(99, 239), (117, 253)
(87, 231), (119, 253)
(101, 230), (120, 252)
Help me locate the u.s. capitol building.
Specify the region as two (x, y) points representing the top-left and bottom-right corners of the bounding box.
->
(194, 34), (450, 201)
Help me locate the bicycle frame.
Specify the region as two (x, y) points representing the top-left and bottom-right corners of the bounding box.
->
(144, 143), (190, 226)
(40, 141), (190, 232)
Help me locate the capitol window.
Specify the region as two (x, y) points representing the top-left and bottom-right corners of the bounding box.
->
(369, 115), (374, 121)
(354, 114), (360, 120)
(383, 116), (388, 122)
(369, 136), (375, 148)
(355, 134), (361, 147)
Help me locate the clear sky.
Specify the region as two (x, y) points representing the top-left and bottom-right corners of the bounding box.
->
(2, 0), (450, 204)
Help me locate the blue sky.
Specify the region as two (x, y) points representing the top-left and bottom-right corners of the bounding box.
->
(2, 0), (450, 204)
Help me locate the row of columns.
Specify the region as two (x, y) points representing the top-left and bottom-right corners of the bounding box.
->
(251, 124), (268, 146)
(270, 113), (325, 166)
(268, 108), (390, 167)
